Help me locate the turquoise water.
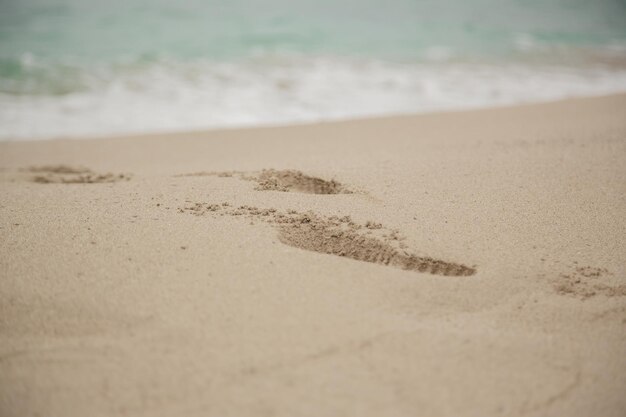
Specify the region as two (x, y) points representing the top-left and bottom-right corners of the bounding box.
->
(1, 0), (626, 138)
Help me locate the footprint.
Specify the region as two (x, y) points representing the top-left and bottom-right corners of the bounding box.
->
(177, 169), (351, 194)
(253, 169), (350, 194)
(179, 203), (476, 277)
(25, 165), (131, 184)
(553, 266), (624, 299)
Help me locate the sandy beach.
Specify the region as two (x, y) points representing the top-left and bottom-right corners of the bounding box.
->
(1, 94), (625, 416)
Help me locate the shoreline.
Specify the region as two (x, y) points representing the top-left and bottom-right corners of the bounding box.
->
(3, 89), (626, 142)
(1, 93), (625, 416)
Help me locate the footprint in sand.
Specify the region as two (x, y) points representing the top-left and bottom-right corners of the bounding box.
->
(178, 169), (352, 194)
(553, 266), (624, 299)
(175, 168), (473, 275)
(179, 203), (476, 277)
(24, 165), (131, 184)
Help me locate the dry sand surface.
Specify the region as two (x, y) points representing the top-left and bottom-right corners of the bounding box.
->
(1, 94), (625, 417)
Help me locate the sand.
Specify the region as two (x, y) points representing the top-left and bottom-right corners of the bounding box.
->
(1, 94), (625, 417)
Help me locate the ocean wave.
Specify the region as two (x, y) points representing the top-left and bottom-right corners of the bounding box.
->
(2, 55), (626, 140)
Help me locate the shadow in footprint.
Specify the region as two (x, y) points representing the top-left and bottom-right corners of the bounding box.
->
(177, 169), (351, 194)
(253, 169), (350, 194)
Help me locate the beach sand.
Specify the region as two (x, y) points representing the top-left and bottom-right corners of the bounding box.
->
(1, 94), (625, 416)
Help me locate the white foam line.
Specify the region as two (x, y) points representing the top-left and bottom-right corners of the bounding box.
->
(2, 59), (626, 140)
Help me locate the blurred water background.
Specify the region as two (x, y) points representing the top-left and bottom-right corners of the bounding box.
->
(1, 0), (626, 139)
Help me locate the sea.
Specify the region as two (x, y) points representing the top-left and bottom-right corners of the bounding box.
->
(1, 0), (626, 140)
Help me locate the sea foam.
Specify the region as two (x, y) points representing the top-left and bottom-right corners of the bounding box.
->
(2, 56), (626, 140)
